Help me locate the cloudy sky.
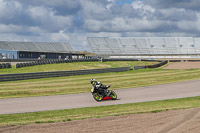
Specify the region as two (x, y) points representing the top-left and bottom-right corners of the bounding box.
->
(0, 0), (200, 51)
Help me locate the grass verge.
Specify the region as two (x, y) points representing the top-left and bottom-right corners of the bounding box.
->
(1, 68), (200, 98)
(0, 96), (200, 126)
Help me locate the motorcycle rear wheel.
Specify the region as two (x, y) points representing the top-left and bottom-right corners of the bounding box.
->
(93, 93), (103, 102)
(109, 90), (117, 100)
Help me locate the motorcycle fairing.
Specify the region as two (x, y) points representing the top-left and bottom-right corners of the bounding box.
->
(103, 96), (112, 100)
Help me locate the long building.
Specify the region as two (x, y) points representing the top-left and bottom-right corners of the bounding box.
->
(88, 37), (200, 59)
(0, 41), (84, 59)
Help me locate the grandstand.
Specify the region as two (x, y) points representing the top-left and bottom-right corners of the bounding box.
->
(0, 41), (84, 59)
(88, 37), (200, 59)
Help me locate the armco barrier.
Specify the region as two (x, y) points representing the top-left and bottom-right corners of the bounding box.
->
(102, 59), (138, 62)
(133, 66), (145, 70)
(0, 66), (131, 82)
(134, 60), (168, 70)
(102, 58), (162, 62)
(145, 60), (168, 68)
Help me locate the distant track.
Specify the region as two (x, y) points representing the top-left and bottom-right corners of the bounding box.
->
(1, 79), (200, 115)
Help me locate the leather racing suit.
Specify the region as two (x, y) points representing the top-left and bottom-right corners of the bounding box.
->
(92, 81), (110, 96)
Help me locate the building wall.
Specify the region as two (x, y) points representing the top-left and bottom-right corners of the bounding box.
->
(0, 50), (85, 60)
(18, 51), (72, 59)
(18, 51), (84, 59)
(0, 50), (18, 59)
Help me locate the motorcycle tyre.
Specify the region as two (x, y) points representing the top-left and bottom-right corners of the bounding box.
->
(109, 90), (117, 100)
(92, 93), (103, 102)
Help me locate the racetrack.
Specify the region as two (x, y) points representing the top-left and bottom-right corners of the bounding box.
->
(1, 79), (200, 114)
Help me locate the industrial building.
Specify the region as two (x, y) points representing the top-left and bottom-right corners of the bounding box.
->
(0, 41), (84, 59)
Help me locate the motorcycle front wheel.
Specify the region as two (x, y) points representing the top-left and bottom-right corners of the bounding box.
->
(92, 93), (103, 102)
(109, 90), (117, 100)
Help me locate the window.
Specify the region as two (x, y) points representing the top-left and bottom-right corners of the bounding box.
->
(40, 55), (46, 58)
(19, 54), (25, 57)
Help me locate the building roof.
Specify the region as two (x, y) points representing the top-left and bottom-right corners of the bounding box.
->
(0, 41), (74, 53)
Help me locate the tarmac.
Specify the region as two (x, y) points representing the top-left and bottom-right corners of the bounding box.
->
(1, 79), (200, 114)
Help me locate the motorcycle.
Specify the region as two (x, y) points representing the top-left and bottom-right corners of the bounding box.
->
(91, 85), (117, 102)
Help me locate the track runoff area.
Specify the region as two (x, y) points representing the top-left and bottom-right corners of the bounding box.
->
(1, 78), (200, 114)
(0, 61), (200, 114)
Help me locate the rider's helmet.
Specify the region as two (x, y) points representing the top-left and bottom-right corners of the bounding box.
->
(91, 78), (96, 84)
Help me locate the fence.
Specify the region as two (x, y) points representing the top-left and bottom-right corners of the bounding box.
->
(0, 66), (131, 82)
(102, 58), (161, 62)
(134, 60), (168, 70)
(145, 60), (168, 68)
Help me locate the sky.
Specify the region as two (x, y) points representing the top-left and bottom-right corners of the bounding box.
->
(0, 0), (200, 51)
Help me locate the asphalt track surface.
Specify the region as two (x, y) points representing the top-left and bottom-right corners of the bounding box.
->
(1, 79), (200, 115)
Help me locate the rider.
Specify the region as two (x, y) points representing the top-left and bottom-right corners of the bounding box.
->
(90, 78), (110, 96)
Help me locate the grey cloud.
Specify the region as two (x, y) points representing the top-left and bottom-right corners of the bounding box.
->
(111, 4), (138, 18)
(80, 0), (112, 20)
(153, 8), (197, 22)
(0, 1), (37, 26)
(82, 0), (200, 35)
(0, 0), (74, 33)
(145, 0), (200, 10)
(13, 0), (82, 16)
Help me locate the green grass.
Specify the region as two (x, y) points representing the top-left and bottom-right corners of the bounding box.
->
(1, 61), (200, 126)
(1, 68), (200, 99)
(0, 61), (157, 74)
(0, 96), (200, 126)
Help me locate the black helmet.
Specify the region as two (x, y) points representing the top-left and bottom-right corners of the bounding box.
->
(91, 78), (96, 84)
